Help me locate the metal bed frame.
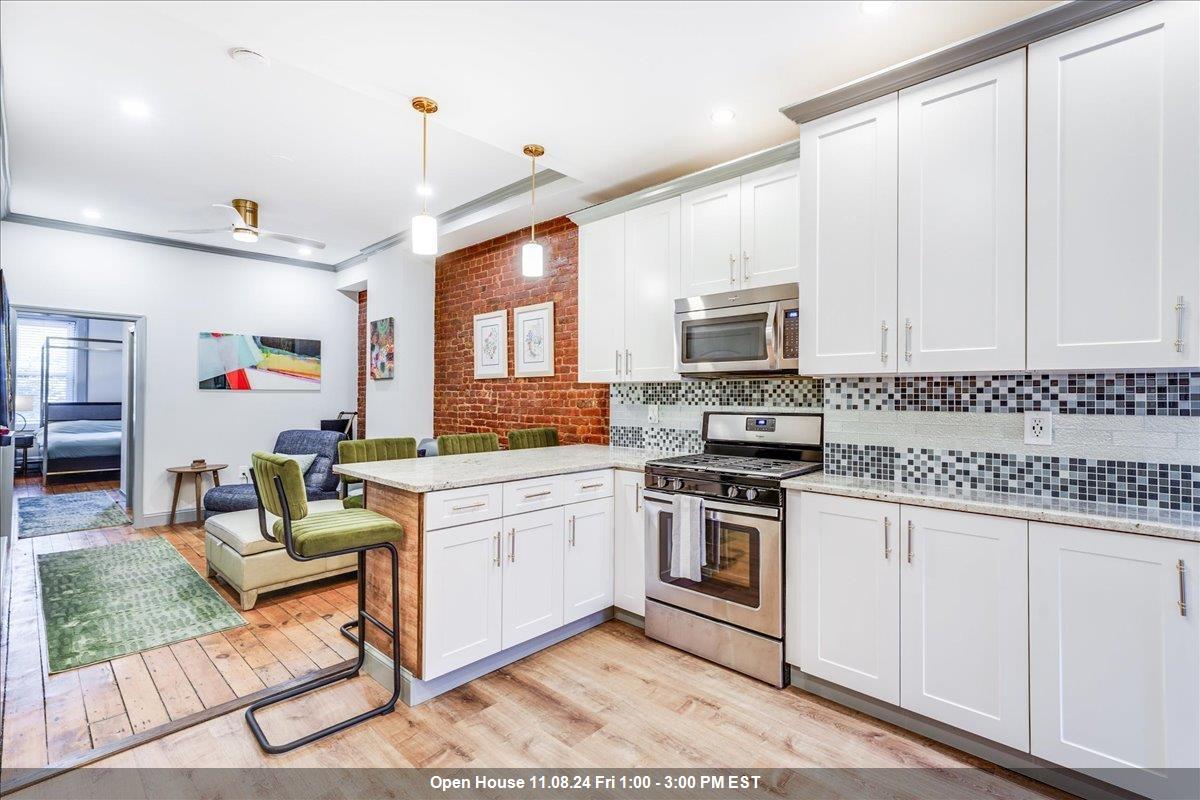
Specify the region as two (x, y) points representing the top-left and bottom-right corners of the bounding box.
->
(39, 336), (124, 484)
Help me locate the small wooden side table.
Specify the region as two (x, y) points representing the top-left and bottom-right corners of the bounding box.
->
(13, 433), (35, 476)
(167, 463), (228, 525)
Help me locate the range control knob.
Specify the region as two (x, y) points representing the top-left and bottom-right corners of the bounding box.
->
(670, 478), (684, 491)
(744, 488), (759, 501)
(726, 486), (740, 498)
(654, 476), (667, 489)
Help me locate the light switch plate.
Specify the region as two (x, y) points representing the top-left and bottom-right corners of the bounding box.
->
(1024, 411), (1053, 445)
(647, 404), (660, 425)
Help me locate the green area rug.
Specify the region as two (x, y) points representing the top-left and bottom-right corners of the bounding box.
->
(37, 536), (245, 673)
(17, 490), (132, 538)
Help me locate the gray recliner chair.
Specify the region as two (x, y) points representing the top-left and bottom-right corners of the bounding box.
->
(203, 429), (345, 519)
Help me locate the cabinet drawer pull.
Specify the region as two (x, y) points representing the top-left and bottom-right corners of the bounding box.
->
(880, 320), (889, 364)
(906, 520), (914, 563)
(635, 485), (642, 512)
(904, 318), (912, 364)
(451, 501), (487, 512)
(1175, 296), (1187, 353)
(569, 515), (576, 547)
(508, 529), (516, 562)
(1179, 560), (1188, 617)
(743, 251), (750, 281)
(580, 482), (604, 490)
(729, 253), (736, 284)
(883, 517), (892, 560)
(493, 532), (501, 567)
(523, 490), (552, 500)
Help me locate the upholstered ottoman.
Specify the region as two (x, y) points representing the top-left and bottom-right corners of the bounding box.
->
(204, 500), (356, 609)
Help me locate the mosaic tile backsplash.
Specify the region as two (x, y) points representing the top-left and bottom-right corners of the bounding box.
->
(610, 372), (1200, 512)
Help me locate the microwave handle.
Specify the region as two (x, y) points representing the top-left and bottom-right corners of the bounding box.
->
(765, 304), (778, 365)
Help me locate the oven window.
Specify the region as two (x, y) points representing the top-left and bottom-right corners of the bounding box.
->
(656, 510), (760, 608)
(680, 313), (768, 363)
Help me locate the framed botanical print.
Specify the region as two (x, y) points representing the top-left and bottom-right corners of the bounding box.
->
(473, 310), (507, 379)
(513, 301), (555, 377)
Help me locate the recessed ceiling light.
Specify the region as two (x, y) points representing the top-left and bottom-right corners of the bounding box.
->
(297, 246), (313, 257)
(120, 98), (151, 119)
(270, 153), (294, 163)
(710, 107), (736, 126)
(228, 47), (270, 68)
(860, 1), (894, 14)
(81, 208), (102, 221)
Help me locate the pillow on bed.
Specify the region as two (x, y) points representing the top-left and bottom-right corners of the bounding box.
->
(281, 453), (319, 475)
(46, 419), (122, 435)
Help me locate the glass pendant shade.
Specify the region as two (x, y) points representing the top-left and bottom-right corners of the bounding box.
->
(521, 241), (544, 277)
(411, 213), (438, 255)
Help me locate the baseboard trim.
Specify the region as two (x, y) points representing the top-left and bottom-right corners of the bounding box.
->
(787, 668), (1144, 800)
(613, 608), (645, 628)
(362, 609), (613, 706)
(137, 508), (198, 528)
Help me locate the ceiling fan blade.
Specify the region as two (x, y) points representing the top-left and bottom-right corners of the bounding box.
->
(211, 203), (245, 225)
(167, 227), (228, 234)
(260, 230), (327, 250)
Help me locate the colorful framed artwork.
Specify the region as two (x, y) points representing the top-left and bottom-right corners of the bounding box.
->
(197, 333), (321, 391)
(369, 317), (394, 380)
(473, 310), (507, 379)
(513, 301), (554, 378)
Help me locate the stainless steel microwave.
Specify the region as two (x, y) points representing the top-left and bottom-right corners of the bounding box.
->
(674, 284), (799, 376)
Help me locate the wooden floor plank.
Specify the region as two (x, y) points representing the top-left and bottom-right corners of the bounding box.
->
(109, 656), (170, 734)
(239, 610), (323, 678)
(76, 663), (127, 725)
(167, 640), (235, 709)
(43, 670), (92, 762)
(194, 633), (265, 698)
(139, 647), (204, 720)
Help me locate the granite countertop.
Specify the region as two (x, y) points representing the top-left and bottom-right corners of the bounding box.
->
(334, 444), (659, 493)
(782, 473), (1200, 543)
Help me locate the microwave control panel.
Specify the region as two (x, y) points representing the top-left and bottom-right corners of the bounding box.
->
(782, 307), (799, 359)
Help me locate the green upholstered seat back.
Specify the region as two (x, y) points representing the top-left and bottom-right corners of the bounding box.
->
(507, 427), (559, 450)
(251, 451), (309, 522)
(437, 432), (500, 456)
(338, 437), (417, 489)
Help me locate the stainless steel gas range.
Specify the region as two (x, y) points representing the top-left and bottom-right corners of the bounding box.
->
(642, 411), (823, 688)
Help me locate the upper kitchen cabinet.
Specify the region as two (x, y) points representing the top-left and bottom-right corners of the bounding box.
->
(577, 213), (626, 382)
(681, 162), (800, 297)
(898, 50), (1026, 373)
(1027, 1), (1200, 371)
(798, 94), (898, 375)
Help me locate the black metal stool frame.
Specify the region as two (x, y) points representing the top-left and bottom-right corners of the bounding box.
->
(243, 472), (403, 754)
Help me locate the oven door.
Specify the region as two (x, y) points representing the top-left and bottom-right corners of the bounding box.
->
(643, 489), (782, 638)
(675, 302), (778, 375)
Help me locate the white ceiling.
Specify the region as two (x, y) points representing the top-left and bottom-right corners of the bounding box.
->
(2, 0), (1056, 264)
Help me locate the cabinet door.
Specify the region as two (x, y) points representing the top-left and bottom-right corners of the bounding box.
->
(797, 492), (900, 703)
(577, 214), (626, 382)
(1027, 1), (1199, 370)
(501, 508), (565, 649)
(680, 176), (742, 296)
(1030, 523), (1199, 799)
(798, 94), (898, 375)
(563, 497), (614, 623)
(740, 160), (800, 290)
(423, 520), (503, 680)
(624, 197), (682, 381)
(898, 51), (1026, 373)
(899, 507), (1029, 751)
(613, 469), (646, 615)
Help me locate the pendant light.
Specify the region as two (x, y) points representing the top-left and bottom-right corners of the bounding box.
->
(521, 144), (545, 277)
(411, 96), (439, 256)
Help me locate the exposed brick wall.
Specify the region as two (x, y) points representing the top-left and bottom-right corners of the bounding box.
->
(356, 289), (367, 439)
(434, 217), (609, 446)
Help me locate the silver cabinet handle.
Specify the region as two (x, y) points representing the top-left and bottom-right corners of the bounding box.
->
(743, 251), (750, 281)
(883, 517), (892, 560)
(524, 490), (552, 500)
(1179, 560), (1188, 616)
(729, 253), (736, 284)
(615, 349), (620, 375)
(569, 515), (576, 547)
(906, 520), (914, 563)
(452, 501), (487, 512)
(1175, 296), (1187, 353)
(493, 532), (501, 566)
(635, 485), (642, 512)
(508, 528), (516, 562)
(581, 482), (604, 490)
(880, 321), (889, 364)
(904, 319), (913, 364)
(625, 349), (631, 376)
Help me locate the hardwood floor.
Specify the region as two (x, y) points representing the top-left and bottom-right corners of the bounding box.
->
(1, 476), (358, 774)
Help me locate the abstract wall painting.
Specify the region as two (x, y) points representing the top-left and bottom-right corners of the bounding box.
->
(473, 310), (507, 379)
(370, 317), (395, 380)
(198, 333), (321, 391)
(513, 302), (554, 377)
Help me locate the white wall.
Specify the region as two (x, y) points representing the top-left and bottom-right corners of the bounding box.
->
(0, 221), (359, 524)
(85, 317), (127, 402)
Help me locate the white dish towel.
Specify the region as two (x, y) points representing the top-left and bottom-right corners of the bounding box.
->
(669, 494), (707, 581)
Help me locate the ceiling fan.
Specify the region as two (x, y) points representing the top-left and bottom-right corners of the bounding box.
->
(168, 199), (326, 250)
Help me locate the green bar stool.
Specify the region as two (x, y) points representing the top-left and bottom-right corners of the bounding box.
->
(338, 437), (417, 509)
(244, 452), (403, 754)
(437, 432), (500, 455)
(507, 427), (559, 450)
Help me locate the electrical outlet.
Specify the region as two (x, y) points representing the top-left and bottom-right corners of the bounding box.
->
(647, 404), (660, 425)
(1024, 411), (1053, 445)
(237, 464), (250, 482)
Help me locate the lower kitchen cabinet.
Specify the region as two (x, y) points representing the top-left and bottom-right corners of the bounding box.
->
(899, 506), (1028, 750)
(1029, 522), (1200, 800)
(424, 519), (504, 679)
(794, 492), (900, 703)
(614, 469), (646, 615)
(501, 507), (565, 649)
(564, 497), (614, 623)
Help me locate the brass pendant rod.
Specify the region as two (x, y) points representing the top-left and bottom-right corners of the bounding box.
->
(421, 109), (428, 214)
(530, 154), (536, 242)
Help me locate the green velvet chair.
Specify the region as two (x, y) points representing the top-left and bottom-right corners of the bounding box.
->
(507, 427), (559, 450)
(437, 432), (500, 456)
(244, 452), (403, 753)
(338, 437), (417, 509)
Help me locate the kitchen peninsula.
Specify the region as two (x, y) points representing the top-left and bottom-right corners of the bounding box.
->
(334, 444), (657, 705)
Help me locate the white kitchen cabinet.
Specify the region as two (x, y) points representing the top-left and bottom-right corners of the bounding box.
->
(577, 213), (626, 382)
(563, 497), (614, 623)
(680, 176), (742, 296)
(1030, 522), (1199, 800)
(501, 507), (565, 649)
(740, 161), (800, 290)
(613, 469), (646, 616)
(798, 94), (898, 375)
(899, 506), (1029, 750)
(898, 51), (1026, 373)
(795, 492), (900, 703)
(423, 519), (504, 679)
(624, 197), (682, 381)
(1027, 1), (1200, 370)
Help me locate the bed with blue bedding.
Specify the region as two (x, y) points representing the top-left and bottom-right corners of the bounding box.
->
(40, 402), (122, 481)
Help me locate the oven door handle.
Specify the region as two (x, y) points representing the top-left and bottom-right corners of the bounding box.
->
(642, 489), (779, 521)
